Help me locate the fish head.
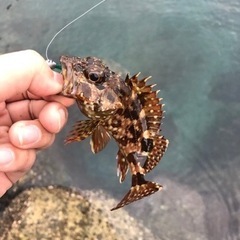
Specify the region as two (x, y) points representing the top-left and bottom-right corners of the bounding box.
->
(60, 55), (123, 118)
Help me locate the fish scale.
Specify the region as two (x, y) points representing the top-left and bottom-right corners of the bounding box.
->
(60, 55), (169, 210)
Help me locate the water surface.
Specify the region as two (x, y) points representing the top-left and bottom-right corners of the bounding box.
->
(1, 1), (240, 239)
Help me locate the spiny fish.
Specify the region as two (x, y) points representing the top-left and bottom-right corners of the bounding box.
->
(60, 55), (169, 211)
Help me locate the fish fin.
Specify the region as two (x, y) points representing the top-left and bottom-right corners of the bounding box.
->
(111, 172), (162, 211)
(127, 73), (164, 136)
(143, 135), (169, 173)
(117, 150), (129, 183)
(90, 125), (111, 153)
(65, 120), (98, 144)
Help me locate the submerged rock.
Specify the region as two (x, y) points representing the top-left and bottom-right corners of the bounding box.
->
(129, 176), (209, 240)
(0, 186), (154, 240)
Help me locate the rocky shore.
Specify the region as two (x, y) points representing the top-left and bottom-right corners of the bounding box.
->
(0, 186), (154, 240)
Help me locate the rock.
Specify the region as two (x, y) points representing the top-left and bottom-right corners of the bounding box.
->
(0, 186), (155, 240)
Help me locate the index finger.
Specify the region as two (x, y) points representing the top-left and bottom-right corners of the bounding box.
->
(0, 50), (63, 102)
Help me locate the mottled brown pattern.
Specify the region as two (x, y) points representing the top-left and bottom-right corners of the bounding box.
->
(60, 55), (169, 210)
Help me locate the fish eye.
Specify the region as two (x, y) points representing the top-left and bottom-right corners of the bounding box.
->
(89, 72), (100, 82)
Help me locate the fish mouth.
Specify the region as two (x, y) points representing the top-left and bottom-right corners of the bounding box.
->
(60, 56), (78, 97)
(60, 56), (98, 102)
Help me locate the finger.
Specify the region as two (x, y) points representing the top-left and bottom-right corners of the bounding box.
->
(0, 172), (13, 197)
(39, 102), (68, 133)
(9, 120), (56, 150)
(44, 95), (75, 107)
(6, 90), (44, 103)
(7, 94), (75, 107)
(6, 171), (28, 185)
(0, 126), (10, 144)
(6, 100), (48, 124)
(0, 50), (63, 102)
(6, 101), (69, 130)
(0, 102), (12, 127)
(0, 170), (29, 197)
(0, 144), (36, 172)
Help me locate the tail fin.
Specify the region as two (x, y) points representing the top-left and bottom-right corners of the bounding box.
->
(111, 173), (162, 211)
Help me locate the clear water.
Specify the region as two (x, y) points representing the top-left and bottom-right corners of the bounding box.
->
(1, 0), (240, 239)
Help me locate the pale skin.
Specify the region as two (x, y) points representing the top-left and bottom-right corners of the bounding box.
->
(0, 50), (74, 197)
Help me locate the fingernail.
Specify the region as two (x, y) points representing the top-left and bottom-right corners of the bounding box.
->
(18, 125), (41, 146)
(0, 148), (14, 165)
(57, 108), (67, 132)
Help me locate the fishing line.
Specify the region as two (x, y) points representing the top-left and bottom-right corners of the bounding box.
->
(45, 0), (107, 65)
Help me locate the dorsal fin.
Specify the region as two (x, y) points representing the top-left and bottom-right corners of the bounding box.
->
(126, 73), (164, 137)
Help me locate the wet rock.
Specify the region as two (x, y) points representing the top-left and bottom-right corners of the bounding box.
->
(0, 186), (155, 240)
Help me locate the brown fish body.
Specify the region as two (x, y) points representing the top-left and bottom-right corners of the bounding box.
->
(60, 55), (169, 210)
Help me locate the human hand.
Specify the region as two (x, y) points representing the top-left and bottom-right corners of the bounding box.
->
(0, 50), (74, 197)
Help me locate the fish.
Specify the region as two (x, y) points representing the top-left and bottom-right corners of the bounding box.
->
(60, 55), (169, 210)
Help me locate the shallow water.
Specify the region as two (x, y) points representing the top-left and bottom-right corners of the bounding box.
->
(1, 0), (240, 239)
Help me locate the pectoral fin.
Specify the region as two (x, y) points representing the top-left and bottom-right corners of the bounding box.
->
(90, 125), (111, 153)
(65, 120), (98, 144)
